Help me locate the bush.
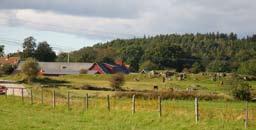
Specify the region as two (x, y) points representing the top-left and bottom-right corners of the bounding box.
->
(231, 82), (252, 101)
(0, 64), (15, 75)
(109, 73), (125, 90)
(140, 60), (159, 71)
(207, 60), (230, 72)
(21, 58), (40, 83)
(190, 62), (205, 73)
(114, 90), (230, 101)
(79, 69), (88, 74)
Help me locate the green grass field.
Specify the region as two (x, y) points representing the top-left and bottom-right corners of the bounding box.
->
(6, 73), (253, 99)
(1, 73), (256, 129)
(0, 96), (256, 130)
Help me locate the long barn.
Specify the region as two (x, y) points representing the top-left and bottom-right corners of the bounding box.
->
(16, 61), (129, 76)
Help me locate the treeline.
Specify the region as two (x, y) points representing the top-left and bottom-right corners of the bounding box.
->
(58, 33), (256, 75)
(0, 37), (57, 75)
(8, 36), (57, 61)
(2, 33), (256, 76)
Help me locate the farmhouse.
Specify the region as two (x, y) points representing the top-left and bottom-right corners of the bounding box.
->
(0, 57), (20, 66)
(16, 61), (129, 76)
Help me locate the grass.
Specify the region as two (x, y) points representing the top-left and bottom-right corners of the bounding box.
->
(1, 73), (256, 99)
(1, 96), (256, 130)
(1, 73), (256, 129)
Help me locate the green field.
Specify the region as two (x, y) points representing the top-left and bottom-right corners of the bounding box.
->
(0, 96), (256, 130)
(2, 73), (256, 98)
(1, 73), (256, 129)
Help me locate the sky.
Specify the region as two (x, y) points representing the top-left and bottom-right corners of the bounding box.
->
(0, 0), (256, 54)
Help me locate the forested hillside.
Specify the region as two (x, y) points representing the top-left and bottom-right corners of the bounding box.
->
(56, 33), (256, 75)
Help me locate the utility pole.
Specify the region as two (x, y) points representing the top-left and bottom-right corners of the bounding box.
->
(67, 52), (70, 63)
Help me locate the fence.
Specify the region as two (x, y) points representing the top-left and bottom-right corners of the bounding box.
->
(2, 87), (256, 129)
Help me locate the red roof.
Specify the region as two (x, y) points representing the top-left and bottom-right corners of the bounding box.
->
(0, 57), (20, 65)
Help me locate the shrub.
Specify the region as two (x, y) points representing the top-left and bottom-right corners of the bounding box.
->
(207, 60), (230, 72)
(109, 73), (125, 90)
(79, 69), (88, 74)
(231, 82), (252, 101)
(114, 90), (230, 101)
(21, 58), (40, 83)
(140, 60), (158, 71)
(190, 62), (205, 74)
(0, 64), (15, 75)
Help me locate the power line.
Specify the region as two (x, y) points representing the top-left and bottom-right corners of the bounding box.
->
(0, 37), (75, 52)
(4, 18), (137, 38)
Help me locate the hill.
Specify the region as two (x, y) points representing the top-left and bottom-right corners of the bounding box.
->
(57, 33), (256, 74)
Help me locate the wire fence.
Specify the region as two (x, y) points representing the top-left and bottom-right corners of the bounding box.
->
(2, 87), (256, 129)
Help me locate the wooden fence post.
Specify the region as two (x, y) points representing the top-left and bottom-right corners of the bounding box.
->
(84, 93), (89, 111)
(245, 101), (249, 129)
(107, 95), (110, 111)
(195, 97), (199, 124)
(30, 89), (33, 104)
(132, 95), (136, 114)
(158, 96), (162, 117)
(53, 90), (56, 108)
(67, 91), (70, 110)
(41, 88), (44, 104)
(5, 88), (7, 99)
(21, 88), (24, 102)
(12, 88), (14, 95)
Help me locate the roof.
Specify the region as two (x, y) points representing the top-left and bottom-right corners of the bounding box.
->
(99, 63), (111, 74)
(112, 65), (130, 74)
(102, 63), (129, 74)
(17, 62), (94, 75)
(0, 57), (20, 65)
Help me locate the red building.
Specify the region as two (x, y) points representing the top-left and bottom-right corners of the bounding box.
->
(88, 62), (129, 74)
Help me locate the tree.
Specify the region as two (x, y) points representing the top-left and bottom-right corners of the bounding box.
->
(95, 48), (116, 64)
(207, 60), (230, 72)
(121, 46), (143, 72)
(56, 33), (256, 73)
(144, 43), (189, 70)
(35, 41), (56, 62)
(109, 73), (125, 90)
(231, 81), (252, 101)
(21, 58), (40, 83)
(0, 64), (14, 75)
(75, 47), (97, 62)
(190, 62), (205, 73)
(21, 36), (36, 59)
(139, 60), (158, 70)
(98, 56), (115, 64)
(0, 45), (4, 56)
(56, 52), (69, 62)
(238, 60), (256, 76)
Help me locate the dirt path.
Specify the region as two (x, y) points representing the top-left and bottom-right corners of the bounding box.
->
(0, 83), (29, 96)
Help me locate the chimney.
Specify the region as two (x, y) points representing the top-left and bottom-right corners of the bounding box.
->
(115, 59), (124, 66)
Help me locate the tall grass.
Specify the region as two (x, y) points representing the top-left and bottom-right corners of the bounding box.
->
(1, 96), (256, 130)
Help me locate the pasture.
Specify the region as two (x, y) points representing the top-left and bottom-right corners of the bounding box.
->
(1, 95), (256, 130)
(1, 73), (256, 129)
(2, 73), (256, 99)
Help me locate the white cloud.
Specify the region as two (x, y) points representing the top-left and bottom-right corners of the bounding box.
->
(0, 0), (146, 18)
(1, 0), (256, 40)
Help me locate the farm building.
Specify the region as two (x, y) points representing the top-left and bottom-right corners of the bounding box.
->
(90, 63), (129, 74)
(0, 57), (20, 66)
(16, 61), (129, 76)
